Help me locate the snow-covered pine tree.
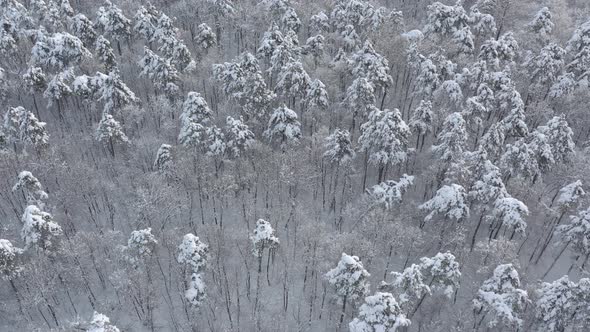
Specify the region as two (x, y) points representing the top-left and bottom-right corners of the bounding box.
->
(138, 47), (180, 98)
(13, 171), (48, 208)
(86, 312), (120, 332)
(96, 113), (128, 157)
(536, 275), (590, 332)
(310, 11), (330, 32)
(500, 138), (540, 183)
(0, 239), (23, 280)
(369, 174), (415, 210)
(31, 31), (92, 70)
(185, 272), (207, 308)
(153, 144), (173, 172)
(3, 106), (49, 150)
(96, 0), (131, 55)
(423, 1), (474, 54)
(281, 7), (301, 33)
(264, 104), (301, 148)
(554, 180), (585, 212)
(344, 77), (376, 126)
(275, 59), (310, 99)
(95, 35), (117, 72)
(555, 207), (590, 262)
(358, 107), (410, 182)
(70, 13), (98, 46)
(177, 233), (209, 273)
(473, 264), (529, 328)
(195, 23), (216, 50)
(566, 19), (590, 80)
(419, 252), (461, 297)
(126, 227), (157, 264)
(349, 292), (411, 332)
(305, 78), (329, 112)
(133, 5), (159, 42)
(203, 125), (226, 158)
(250, 219), (279, 272)
(225, 116), (255, 158)
(419, 183), (469, 224)
(409, 100), (434, 151)
(43, 70), (72, 109)
(178, 92), (211, 149)
(349, 40), (392, 90)
(479, 32), (519, 69)
(524, 43), (566, 88)
(303, 35), (324, 60)
(387, 263), (431, 307)
(324, 128), (355, 165)
(325, 253), (371, 325)
(542, 115), (575, 164)
(432, 112), (468, 165)
(21, 204), (62, 252)
(181, 91), (212, 125)
(486, 196), (529, 239)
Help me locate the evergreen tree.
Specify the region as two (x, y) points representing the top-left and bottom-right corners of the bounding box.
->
(30, 31), (92, 70)
(96, 0), (131, 54)
(250, 219), (279, 272)
(358, 107), (410, 181)
(536, 275), (590, 332)
(95, 35), (117, 72)
(177, 233), (209, 273)
(195, 23), (216, 50)
(86, 312), (120, 332)
(0, 239), (23, 280)
(264, 104), (301, 147)
(555, 207), (590, 260)
(138, 47), (180, 97)
(368, 174), (414, 210)
(21, 204), (62, 251)
(70, 14), (98, 46)
(3, 106), (49, 149)
(349, 40), (392, 89)
(529, 7), (555, 40)
(225, 116), (255, 158)
(486, 196), (529, 238)
(419, 183), (469, 223)
(349, 292), (411, 332)
(409, 100), (434, 150)
(432, 112), (468, 164)
(185, 273), (207, 307)
(13, 170), (48, 207)
(153, 144), (173, 172)
(324, 128), (355, 165)
(126, 227), (157, 263)
(96, 113), (128, 157)
(473, 264), (529, 328)
(275, 59), (310, 98)
(325, 253), (371, 325)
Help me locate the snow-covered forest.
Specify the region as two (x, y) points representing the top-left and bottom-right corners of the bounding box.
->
(1, 0), (590, 330)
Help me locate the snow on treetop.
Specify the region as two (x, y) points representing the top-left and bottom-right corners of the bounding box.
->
(368, 174), (415, 209)
(349, 292), (411, 332)
(419, 183), (469, 222)
(325, 252), (370, 300)
(473, 264), (529, 327)
(250, 219), (279, 257)
(88, 311), (120, 332)
(127, 227), (157, 257)
(556, 180), (585, 209)
(177, 233), (209, 273)
(401, 29), (424, 42)
(21, 204), (62, 251)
